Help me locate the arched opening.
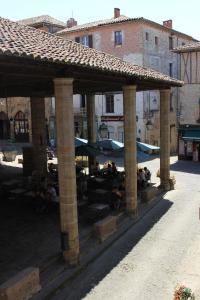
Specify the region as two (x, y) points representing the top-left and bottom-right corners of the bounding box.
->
(14, 111), (29, 142)
(0, 111), (10, 139)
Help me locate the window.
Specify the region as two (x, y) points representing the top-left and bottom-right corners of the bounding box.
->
(155, 36), (158, 45)
(145, 32), (149, 41)
(170, 93), (173, 111)
(169, 63), (173, 77)
(170, 125), (175, 143)
(14, 111), (29, 142)
(169, 36), (173, 50)
(114, 31), (122, 46)
(75, 35), (93, 48)
(198, 98), (200, 119)
(80, 95), (86, 108)
(106, 95), (114, 113)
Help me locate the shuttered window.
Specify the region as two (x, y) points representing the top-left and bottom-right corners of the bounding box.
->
(114, 31), (122, 46)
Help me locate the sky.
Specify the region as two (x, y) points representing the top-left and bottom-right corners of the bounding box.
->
(1, 0), (200, 40)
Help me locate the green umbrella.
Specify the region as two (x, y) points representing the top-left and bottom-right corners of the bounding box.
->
(75, 144), (102, 157)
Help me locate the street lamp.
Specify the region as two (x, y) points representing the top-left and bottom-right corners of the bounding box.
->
(146, 119), (153, 130)
(98, 123), (108, 139)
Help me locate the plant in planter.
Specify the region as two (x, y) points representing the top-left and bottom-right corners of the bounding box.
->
(2, 144), (18, 162)
(169, 175), (176, 190)
(173, 285), (195, 300)
(156, 169), (176, 190)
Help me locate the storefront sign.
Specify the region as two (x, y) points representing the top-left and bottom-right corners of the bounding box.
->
(101, 115), (124, 122)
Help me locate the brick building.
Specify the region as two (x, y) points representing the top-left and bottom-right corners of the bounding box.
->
(173, 42), (200, 161)
(58, 8), (197, 152)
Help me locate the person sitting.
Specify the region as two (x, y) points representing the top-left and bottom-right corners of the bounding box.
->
(144, 167), (151, 182)
(48, 163), (58, 180)
(138, 168), (147, 189)
(111, 161), (118, 174)
(91, 161), (101, 176)
(110, 186), (124, 211)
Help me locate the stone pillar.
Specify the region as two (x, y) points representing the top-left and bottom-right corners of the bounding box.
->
(123, 85), (137, 216)
(86, 94), (96, 174)
(54, 78), (79, 265)
(10, 120), (15, 140)
(160, 89), (170, 190)
(30, 97), (47, 177)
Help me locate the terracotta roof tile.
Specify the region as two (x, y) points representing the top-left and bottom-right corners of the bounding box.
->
(57, 15), (195, 41)
(173, 41), (200, 52)
(58, 15), (133, 33)
(0, 17), (182, 86)
(17, 15), (66, 28)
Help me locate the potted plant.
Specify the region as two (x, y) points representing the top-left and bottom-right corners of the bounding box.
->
(169, 175), (176, 190)
(174, 285), (195, 300)
(156, 169), (176, 190)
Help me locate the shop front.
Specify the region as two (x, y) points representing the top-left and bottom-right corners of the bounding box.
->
(178, 127), (200, 162)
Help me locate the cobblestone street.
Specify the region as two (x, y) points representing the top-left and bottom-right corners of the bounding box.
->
(52, 157), (200, 300)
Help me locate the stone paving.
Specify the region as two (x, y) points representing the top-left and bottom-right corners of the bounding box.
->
(51, 157), (200, 300)
(82, 158), (200, 300)
(3, 149), (199, 300)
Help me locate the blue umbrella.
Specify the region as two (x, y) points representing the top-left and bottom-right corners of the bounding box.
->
(74, 137), (88, 147)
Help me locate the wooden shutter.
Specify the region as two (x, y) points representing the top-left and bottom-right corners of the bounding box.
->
(88, 35), (93, 48)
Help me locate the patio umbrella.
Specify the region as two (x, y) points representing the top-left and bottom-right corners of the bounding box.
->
(97, 139), (124, 151)
(75, 144), (102, 157)
(74, 137), (88, 147)
(109, 147), (150, 163)
(137, 141), (160, 154)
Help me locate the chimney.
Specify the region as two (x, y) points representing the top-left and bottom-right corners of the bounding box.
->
(114, 8), (120, 18)
(66, 17), (77, 28)
(163, 20), (172, 29)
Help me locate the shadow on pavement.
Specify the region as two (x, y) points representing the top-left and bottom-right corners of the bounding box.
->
(170, 159), (200, 175)
(49, 197), (173, 300)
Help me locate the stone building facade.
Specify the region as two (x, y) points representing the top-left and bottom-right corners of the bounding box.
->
(0, 16), (66, 142)
(173, 42), (200, 161)
(58, 8), (197, 152)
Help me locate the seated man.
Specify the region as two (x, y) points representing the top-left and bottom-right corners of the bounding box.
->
(144, 166), (151, 182)
(138, 168), (147, 189)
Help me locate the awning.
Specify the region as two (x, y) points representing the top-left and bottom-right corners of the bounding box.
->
(181, 129), (200, 141)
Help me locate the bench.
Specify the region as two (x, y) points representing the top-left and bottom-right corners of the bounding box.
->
(140, 186), (158, 203)
(94, 215), (117, 242)
(0, 267), (41, 300)
(85, 204), (110, 223)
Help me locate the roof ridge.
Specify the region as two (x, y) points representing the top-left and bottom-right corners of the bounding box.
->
(0, 16), (183, 87)
(17, 14), (66, 27)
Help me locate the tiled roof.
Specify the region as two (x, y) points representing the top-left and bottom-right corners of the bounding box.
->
(17, 15), (66, 28)
(58, 15), (195, 40)
(0, 17), (182, 86)
(173, 42), (200, 53)
(58, 15), (134, 33)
